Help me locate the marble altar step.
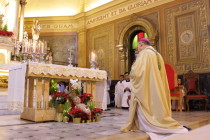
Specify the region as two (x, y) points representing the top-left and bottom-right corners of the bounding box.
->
(95, 111), (210, 140)
(167, 124), (210, 140)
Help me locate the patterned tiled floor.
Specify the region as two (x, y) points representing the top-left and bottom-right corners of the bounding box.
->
(0, 108), (210, 140)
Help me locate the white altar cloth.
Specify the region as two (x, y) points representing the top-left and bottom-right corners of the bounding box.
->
(7, 63), (27, 112)
(7, 62), (107, 112)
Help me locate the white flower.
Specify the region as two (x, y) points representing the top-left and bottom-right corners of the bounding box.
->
(70, 79), (82, 90)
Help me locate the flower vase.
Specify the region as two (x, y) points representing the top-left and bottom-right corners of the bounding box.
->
(56, 104), (64, 113)
(55, 113), (63, 122)
(86, 120), (91, 123)
(63, 116), (69, 123)
(73, 118), (81, 123)
(95, 116), (101, 122)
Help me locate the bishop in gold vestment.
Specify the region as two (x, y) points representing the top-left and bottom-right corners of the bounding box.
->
(121, 38), (188, 139)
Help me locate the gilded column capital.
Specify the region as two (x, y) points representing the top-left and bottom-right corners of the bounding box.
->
(20, 0), (27, 5)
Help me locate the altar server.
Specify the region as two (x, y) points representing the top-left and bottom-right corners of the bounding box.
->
(121, 72), (131, 109)
(114, 75), (124, 108)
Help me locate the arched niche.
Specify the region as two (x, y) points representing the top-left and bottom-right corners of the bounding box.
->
(117, 18), (156, 74)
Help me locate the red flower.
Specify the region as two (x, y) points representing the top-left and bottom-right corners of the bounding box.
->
(69, 108), (88, 119)
(53, 92), (68, 99)
(80, 93), (93, 104)
(52, 92), (68, 107)
(91, 108), (103, 116)
(0, 30), (13, 37)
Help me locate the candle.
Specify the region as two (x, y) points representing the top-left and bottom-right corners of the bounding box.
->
(33, 41), (36, 53)
(91, 52), (96, 62)
(23, 45), (26, 53)
(44, 41), (47, 53)
(24, 42), (27, 53)
(14, 37), (17, 48)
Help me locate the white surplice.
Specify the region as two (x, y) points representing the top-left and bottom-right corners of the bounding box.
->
(137, 104), (188, 140)
(114, 80), (124, 107)
(121, 80), (131, 108)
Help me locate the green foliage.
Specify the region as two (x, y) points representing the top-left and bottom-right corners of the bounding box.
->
(88, 101), (95, 110)
(63, 100), (71, 117)
(2, 24), (7, 31)
(50, 79), (58, 94)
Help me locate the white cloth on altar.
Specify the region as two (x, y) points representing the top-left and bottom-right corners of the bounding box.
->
(7, 63), (27, 112)
(96, 80), (107, 110)
(121, 81), (131, 108)
(114, 81), (124, 107)
(137, 105), (188, 140)
(6, 62), (107, 111)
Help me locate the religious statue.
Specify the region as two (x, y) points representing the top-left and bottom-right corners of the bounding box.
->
(45, 51), (52, 64)
(73, 96), (91, 120)
(32, 19), (41, 41)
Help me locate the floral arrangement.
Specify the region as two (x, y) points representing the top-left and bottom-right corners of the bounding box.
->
(70, 79), (82, 95)
(80, 93), (92, 105)
(68, 108), (88, 119)
(52, 92), (68, 107)
(0, 30), (13, 37)
(0, 25), (13, 37)
(91, 108), (103, 117)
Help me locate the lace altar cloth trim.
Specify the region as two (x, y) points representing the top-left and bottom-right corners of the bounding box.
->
(8, 101), (24, 112)
(27, 63), (107, 80)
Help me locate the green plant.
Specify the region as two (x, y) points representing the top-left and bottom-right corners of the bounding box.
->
(63, 99), (71, 117)
(50, 79), (58, 94)
(88, 101), (95, 110)
(2, 24), (7, 31)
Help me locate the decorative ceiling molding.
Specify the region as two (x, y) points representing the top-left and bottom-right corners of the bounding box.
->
(24, 0), (114, 17)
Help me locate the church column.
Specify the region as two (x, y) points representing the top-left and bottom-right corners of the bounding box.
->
(7, 0), (20, 37)
(77, 14), (87, 68)
(0, 15), (3, 27)
(116, 44), (127, 75)
(19, 0), (27, 42)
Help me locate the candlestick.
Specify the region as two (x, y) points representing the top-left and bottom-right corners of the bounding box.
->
(68, 48), (73, 67)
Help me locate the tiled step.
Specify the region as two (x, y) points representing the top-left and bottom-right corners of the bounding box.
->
(95, 112), (210, 140)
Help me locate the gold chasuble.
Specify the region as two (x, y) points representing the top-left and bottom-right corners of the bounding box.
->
(121, 46), (183, 132)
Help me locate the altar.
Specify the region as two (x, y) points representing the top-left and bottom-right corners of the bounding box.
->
(8, 62), (107, 122)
